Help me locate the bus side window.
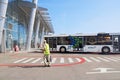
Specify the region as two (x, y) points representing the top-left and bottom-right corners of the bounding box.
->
(86, 36), (97, 45)
(57, 37), (61, 45)
(66, 37), (71, 45)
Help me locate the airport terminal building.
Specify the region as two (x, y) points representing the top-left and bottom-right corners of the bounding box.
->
(0, 0), (54, 53)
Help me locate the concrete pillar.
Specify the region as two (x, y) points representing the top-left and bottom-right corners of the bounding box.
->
(40, 26), (45, 47)
(34, 18), (40, 48)
(0, 0), (8, 52)
(26, 0), (38, 51)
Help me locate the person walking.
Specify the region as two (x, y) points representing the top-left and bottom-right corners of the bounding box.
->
(42, 40), (51, 67)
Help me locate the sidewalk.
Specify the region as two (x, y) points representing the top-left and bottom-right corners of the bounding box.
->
(0, 48), (42, 54)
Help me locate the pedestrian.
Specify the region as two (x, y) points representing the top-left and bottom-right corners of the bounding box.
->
(42, 40), (51, 67)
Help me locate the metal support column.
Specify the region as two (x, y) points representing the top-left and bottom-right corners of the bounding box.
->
(40, 26), (45, 47)
(34, 18), (40, 48)
(26, 0), (38, 51)
(0, 0), (8, 52)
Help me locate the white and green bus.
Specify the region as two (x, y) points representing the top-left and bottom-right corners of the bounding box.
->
(44, 33), (120, 54)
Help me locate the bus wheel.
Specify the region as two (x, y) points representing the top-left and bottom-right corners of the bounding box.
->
(102, 46), (110, 54)
(60, 47), (66, 53)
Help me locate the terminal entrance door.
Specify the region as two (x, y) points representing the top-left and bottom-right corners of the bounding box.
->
(6, 30), (13, 51)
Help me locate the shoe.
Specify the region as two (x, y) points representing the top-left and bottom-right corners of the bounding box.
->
(48, 65), (51, 67)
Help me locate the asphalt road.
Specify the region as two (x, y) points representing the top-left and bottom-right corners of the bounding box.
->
(0, 52), (120, 80)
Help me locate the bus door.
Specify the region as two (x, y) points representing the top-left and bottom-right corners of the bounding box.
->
(113, 35), (120, 52)
(78, 37), (84, 51)
(48, 37), (57, 51)
(53, 37), (57, 51)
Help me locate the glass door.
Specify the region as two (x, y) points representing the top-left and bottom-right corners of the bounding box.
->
(113, 35), (120, 52)
(6, 30), (13, 51)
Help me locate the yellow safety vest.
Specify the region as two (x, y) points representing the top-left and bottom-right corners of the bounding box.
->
(44, 43), (50, 55)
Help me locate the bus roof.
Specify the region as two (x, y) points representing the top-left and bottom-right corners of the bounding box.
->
(44, 33), (120, 37)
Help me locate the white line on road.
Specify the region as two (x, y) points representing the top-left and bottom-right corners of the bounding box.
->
(13, 58), (28, 63)
(96, 57), (110, 62)
(22, 58), (35, 63)
(103, 57), (118, 62)
(68, 58), (74, 63)
(108, 57), (120, 61)
(86, 71), (120, 74)
(90, 57), (101, 62)
(31, 58), (41, 63)
(83, 57), (92, 62)
(51, 58), (57, 63)
(75, 58), (81, 62)
(60, 57), (64, 63)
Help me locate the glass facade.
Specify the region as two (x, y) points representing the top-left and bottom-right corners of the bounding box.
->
(5, 16), (27, 51)
(8, 0), (15, 2)
(4, 0), (27, 51)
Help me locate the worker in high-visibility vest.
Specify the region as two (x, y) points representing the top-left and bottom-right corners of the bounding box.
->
(42, 40), (51, 67)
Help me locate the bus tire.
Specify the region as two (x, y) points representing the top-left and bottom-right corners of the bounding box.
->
(102, 46), (110, 54)
(60, 47), (66, 53)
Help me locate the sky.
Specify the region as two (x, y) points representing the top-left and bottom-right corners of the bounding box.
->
(38, 0), (120, 34)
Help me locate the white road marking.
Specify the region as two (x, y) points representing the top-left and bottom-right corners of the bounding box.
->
(68, 58), (74, 63)
(13, 56), (120, 64)
(86, 68), (120, 74)
(13, 58), (28, 63)
(83, 57), (92, 62)
(103, 57), (118, 62)
(22, 58), (35, 63)
(75, 58), (81, 62)
(31, 58), (41, 63)
(60, 57), (64, 63)
(87, 71), (120, 74)
(90, 57), (101, 62)
(96, 57), (110, 62)
(51, 58), (57, 63)
(109, 57), (120, 61)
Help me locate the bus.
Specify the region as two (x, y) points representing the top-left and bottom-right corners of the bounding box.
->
(44, 33), (120, 54)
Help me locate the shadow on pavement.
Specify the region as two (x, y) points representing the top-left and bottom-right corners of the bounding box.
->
(9, 65), (47, 68)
